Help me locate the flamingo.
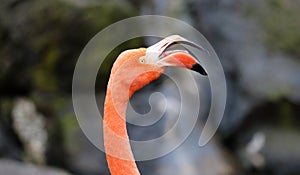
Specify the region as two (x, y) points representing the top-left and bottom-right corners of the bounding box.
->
(103, 35), (207, 175)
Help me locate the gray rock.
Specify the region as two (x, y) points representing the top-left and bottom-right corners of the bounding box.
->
(238, 128), (300, 175)
(187, 0), (300, 134)
(0, 159), (71, 175)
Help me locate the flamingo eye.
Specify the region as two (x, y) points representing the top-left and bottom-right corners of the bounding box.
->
(139, 56), (146, 64)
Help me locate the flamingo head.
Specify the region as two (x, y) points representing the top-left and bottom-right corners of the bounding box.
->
(109, 35), (208, 95)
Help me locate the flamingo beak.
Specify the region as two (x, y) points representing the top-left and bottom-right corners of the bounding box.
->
(145, 35), (208, 76)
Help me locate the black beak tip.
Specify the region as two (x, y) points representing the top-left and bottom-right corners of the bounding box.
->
(191, 63), (208, 76)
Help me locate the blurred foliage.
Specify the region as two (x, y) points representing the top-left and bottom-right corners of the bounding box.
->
(262, 0), (300, 58)
(241, 0), (300, 59)
(0, 0), (138, 95)
(278, 100), (295, 130)
(0, 98), (13, 124)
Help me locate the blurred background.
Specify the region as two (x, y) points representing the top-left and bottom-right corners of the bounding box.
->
(1, 0), (300, 175)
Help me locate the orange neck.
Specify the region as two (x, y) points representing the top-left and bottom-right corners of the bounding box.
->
(103, 50), (165, 175)
(103, 86), (140, 175)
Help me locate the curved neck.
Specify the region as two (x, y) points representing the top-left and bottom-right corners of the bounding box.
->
(103, 87), (140, 175)
(103, 57), (164, 175)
